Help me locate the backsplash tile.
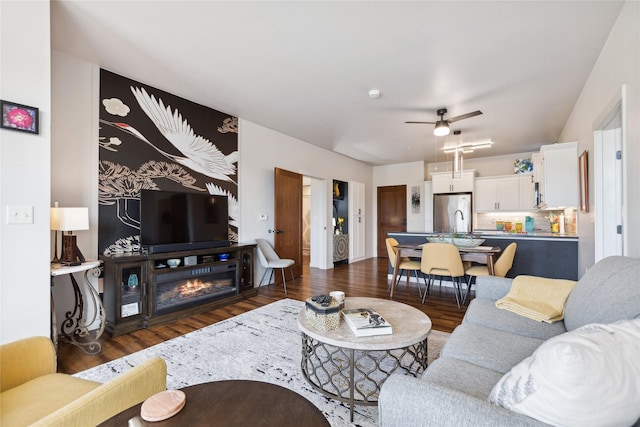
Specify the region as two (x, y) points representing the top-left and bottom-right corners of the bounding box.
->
(475, 208), (577, 234)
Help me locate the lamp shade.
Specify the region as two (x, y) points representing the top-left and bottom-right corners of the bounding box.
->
(51, 207), (89, 231)
(434, 121), (450, 136)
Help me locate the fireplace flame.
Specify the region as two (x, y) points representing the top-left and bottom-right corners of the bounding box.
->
(179, 279), (213, 296)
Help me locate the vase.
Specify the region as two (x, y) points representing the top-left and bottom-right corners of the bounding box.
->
(127, 273), (139, 289)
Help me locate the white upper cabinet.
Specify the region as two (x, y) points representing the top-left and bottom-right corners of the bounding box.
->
(538, 142), (578, 208)
(519, 175), (536, 210)
(475, 175), (535, 212)
(431, 170), (475, 194)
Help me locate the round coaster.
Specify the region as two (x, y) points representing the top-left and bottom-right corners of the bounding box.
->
(141, 389), (186, 422)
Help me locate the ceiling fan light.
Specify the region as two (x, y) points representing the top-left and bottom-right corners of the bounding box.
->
(434, 121), (450, 136)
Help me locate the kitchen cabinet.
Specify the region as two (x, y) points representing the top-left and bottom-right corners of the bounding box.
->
(475, 175), (534, 212)
(519, 175), (536, 210)
(537, 142), (578, 208)
(431, 170), (475, 194)
(349, 181), (366, 262)
(532, 152), (543, 183)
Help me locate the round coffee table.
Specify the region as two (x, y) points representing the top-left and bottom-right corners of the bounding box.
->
(297, 296), (432, 421)
(99, 380), (329, 426)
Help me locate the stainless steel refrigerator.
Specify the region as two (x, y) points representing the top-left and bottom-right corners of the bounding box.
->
(433, 193), (472, 233)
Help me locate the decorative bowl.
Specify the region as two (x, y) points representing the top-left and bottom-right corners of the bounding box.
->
(167, 259), (181, 268)
(452, 238), (485, 248)
(427, 235), (452, 243)
(426, 235), (484, 248)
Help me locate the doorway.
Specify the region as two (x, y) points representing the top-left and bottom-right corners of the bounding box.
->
(376, 185), (407, 257)
(302, 175), (329, 269)
(274, 168), (329, 277)
(274, 168), (303, 279)
(594, 92), (625, 261)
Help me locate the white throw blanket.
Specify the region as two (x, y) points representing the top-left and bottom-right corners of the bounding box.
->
(496, 275), (577, 323)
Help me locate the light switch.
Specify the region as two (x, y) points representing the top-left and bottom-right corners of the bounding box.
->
(7, 206), (34, 224)
(259, 214), (268, 221)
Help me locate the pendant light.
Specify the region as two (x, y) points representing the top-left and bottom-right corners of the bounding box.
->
(452, 130), (463, 179)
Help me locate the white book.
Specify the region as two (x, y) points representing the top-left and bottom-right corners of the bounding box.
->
(342, 308), (393, 337)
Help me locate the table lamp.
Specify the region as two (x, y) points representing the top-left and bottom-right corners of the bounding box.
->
(51, 206), (89, 265)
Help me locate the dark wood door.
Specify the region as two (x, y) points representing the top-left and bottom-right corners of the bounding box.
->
(377, 185), (406, 256)
(274, 168), (303, 279)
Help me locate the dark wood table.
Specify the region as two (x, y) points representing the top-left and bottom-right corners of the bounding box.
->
(390, 244), (502, 298)
(99, 380), (330, 427)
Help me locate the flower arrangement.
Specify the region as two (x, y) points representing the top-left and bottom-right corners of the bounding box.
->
(337, 217), (344, 233)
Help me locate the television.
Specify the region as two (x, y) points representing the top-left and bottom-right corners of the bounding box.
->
(140, 189), (230, 254)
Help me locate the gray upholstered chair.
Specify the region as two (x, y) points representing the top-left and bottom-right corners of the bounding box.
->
(255, 238), (295, 294)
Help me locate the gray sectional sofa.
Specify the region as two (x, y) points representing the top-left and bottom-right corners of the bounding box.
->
(379, 256), (640, 426)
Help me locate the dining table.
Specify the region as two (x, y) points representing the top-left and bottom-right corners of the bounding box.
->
(389, 244), (502, 299)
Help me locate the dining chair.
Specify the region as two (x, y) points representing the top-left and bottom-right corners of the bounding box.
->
(463, 242), (517, 303)
(385, 237), (423, 298)
(420, 243), (466, 308)
(255, 238), (295, 294)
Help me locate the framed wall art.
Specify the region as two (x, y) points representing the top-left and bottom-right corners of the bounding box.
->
(579, 150), (589, 212)
(1, 100), (39, 134)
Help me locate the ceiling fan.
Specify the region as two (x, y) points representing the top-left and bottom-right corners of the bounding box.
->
(405, 108), (483, 136)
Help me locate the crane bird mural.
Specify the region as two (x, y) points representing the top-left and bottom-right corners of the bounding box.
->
(98, 69), (238, 255)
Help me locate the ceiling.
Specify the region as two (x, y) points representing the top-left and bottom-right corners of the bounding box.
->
(50, 1), (623, 166)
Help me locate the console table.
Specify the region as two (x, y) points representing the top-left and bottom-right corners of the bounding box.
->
(50, 260), (104, 355)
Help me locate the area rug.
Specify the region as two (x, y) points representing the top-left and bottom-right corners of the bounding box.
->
(76, 299), (449, 426)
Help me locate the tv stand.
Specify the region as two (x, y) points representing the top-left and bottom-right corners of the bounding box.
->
(101, 243), (256, 336)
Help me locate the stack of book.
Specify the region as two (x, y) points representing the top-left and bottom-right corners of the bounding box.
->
(342, 308), (393, 337)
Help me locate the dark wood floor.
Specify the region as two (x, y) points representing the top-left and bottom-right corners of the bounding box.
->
(57, 257), (469, 374)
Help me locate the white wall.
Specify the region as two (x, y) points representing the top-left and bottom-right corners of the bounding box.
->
(558, 0), (640, 272)
(50, 50), (101, 324)
(373, 161), (425, 256)
(238, 120), (374, 271)
(0, 1), (52, 344)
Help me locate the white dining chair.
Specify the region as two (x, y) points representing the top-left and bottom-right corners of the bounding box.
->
(255, 238), (295, 294)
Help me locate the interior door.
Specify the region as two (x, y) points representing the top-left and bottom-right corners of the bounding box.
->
(274, 168), (303, 279)
(595, 127), (623, 261)
(377, 185), (406, 257)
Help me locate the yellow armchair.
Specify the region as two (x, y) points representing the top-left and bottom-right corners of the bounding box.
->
(0, 336), (166, 426)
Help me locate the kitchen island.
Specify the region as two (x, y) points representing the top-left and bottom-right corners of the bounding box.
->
(388, 231), (578, 280)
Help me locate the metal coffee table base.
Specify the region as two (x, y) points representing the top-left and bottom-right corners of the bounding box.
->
(300, 332), (428, 421)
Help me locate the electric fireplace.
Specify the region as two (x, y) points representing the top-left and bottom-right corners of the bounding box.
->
(152, 262), (238, 316)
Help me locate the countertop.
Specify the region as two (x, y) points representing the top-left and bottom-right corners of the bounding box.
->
(388, 231), (578, 241)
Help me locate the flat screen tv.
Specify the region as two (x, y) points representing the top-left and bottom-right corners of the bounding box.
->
(140, 189), (230, 254)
